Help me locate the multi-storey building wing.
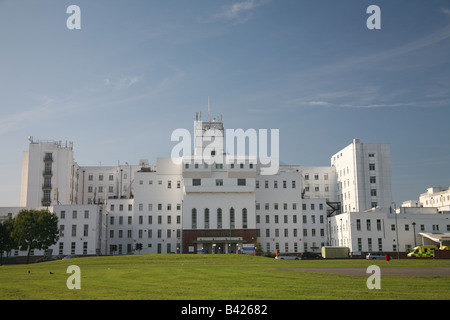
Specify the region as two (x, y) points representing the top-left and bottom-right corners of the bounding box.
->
(3, 111), (448, 260)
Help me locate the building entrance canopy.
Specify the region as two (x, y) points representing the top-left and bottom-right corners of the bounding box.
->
(194, 237), (246, 254)
(418, 232), (450, 248)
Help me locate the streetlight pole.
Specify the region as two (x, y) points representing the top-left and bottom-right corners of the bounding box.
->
(394, 203), (400, 260)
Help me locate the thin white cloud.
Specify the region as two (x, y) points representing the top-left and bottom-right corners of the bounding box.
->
(203, 0), (270, 24)
(286, 87), (450, 110)
(103, 75), (143, 89)
(441, 8), (450, 17)
(298, 24), (450, 80)
(0, 96), (56, 134)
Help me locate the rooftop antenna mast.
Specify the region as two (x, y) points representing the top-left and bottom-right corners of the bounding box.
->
(208, 96), (210, 123)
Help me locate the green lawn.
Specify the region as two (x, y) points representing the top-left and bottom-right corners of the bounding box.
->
(0, 255), (448, 300)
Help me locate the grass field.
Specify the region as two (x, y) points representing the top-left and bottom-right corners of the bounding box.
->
(0, 254), (449, 300)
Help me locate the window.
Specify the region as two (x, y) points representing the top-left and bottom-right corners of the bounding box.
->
(193, 179), (201, 186)
(192, 209), (197, 229)
(237, 179), (246, 186)
(356, 219), (361, 231)
(217, 209), (222, 229)
(216, 179), (223, 186)
(366, 219), (371, 231)
(369, 163), (376, 171)
(242, 208), (248, 229)
(230, 208), (235, 229)
(371, 189), (377, 196)
(370, 176), (376, 183)
(204, 209), (210, 229)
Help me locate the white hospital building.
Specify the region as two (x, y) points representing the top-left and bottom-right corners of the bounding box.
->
(1, 112), (449, 259)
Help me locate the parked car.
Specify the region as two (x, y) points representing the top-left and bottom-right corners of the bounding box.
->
(35, 255), (61, 263)
(301, 252), (322, 259)
(366, 253), (385, 260)
(275, 254), (301, 260)
(62, 255), (79, 260)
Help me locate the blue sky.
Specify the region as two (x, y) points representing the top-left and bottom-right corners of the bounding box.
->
(0, 0), (449, 206)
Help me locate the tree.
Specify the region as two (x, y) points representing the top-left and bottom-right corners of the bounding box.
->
(12, 209), (59, 264)
(0, 217), (17, 265)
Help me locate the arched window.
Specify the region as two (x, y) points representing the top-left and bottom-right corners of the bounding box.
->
(192, 208), (197, 229)
(230, 207), (235, 229)
(217, 208), (222, 229)
(242, 208), (248, 229)
(204, 208), (210, 229)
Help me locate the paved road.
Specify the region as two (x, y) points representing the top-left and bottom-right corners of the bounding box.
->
(286, 267), (450, 277)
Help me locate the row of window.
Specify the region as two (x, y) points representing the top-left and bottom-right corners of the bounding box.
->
(256, 180), (296, 189)
(256, 203), (325, 211)
(110, 203), (183, 212)
(59, 224), (89, 237)
(109, 229), (181, 239)
(87, 174), (115, 181)
(355, 219), (450, 232)
(184, 163), (254, 170)
(256, 214), (326, 224)
(258, 228), (326, 238)
(353, 238), (411, 253)
(110, 215), (182, 225)
(191, 208), (248, 229)
(304, 173), (329, 181)
(59, 210), (91, 219)
(109, 202), (325, 213)
(87, 185), (114, 193)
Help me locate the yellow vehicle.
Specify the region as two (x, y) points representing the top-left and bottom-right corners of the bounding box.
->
(407, 245), (439, 257)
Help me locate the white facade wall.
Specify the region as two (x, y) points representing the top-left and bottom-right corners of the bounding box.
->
(54, 205), (104, 256)
(20, 140), (80, 207)
(419, 187), (450, 211)
(296, 166), (337, 202)
(255, 168), (327, 254)
(0, 205), (103, 258)
(329, 210), (450, 253)
(79, 163), (144, 205)
(331, 139), (392, 213)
